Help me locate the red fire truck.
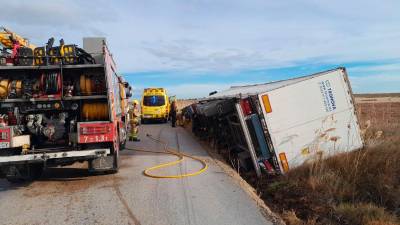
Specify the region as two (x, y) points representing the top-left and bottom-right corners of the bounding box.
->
(0, 37), (132, 182)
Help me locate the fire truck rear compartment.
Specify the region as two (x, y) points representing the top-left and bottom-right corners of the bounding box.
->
(0, 66), (111, 154)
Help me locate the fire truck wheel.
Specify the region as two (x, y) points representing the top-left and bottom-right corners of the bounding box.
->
(109, 152), (119, 174)
(109, 141), (120, 174)
(120, 141), (126, 151)
(119, 125), (127, 151)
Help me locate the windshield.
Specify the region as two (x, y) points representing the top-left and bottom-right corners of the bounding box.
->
(143, 95), (166, 106)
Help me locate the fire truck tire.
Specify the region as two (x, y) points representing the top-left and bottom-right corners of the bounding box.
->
(109, 139), (120, 173)
(120, 140), (126, 151)
(109, 149), (120, 174)
(119, 126), (127, 151)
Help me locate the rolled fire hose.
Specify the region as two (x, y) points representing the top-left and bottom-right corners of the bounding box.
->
(15, 80), (22, 96)
(7, 80), (23, 98)
(126, 134), (208, 179)
(80, 74), (106, 95)
(41, 72), (61, 95)
(80, 74), (94, 95)
(0, 79), (10, 98)
(79, 74), (86, 94)
(85, 75), (92, 94)
(82, 103), (108, 121)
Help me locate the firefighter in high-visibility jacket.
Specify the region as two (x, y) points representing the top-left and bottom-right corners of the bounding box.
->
(128, 100), (140, 141)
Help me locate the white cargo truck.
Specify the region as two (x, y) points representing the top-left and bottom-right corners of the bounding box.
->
(190, 67), (363, 177)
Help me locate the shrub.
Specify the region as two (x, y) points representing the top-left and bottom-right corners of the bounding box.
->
(335, 203), (398, 225)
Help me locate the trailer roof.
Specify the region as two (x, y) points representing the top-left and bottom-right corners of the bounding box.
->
(207, 67), (344, 99)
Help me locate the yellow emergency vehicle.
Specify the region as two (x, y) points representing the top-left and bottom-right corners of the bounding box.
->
(141, 88), (170, 123)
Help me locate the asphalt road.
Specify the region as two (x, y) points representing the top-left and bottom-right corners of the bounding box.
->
(0, 123), (272, 225)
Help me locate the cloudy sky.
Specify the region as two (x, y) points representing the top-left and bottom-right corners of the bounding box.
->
(2, 0), (400, 98)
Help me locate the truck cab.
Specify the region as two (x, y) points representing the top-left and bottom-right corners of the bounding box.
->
(141, 88), (170, 123)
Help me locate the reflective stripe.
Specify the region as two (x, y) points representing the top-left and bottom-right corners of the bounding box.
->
(0, 149), (110, 164)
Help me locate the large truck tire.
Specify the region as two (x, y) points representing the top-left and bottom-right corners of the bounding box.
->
(107, 133), (120, 174)
(120, 140), (126, 151)
(119, 126), (127, 151)
(110, 145), (120, 174)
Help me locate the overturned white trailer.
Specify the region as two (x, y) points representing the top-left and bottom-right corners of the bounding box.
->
(190, 67), (363, 177)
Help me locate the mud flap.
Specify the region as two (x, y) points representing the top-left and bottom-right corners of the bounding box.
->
(88, 155), (114, 172)
(89, 147), (119, 173)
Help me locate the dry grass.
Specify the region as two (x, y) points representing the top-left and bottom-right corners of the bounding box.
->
(281, 210), (319, 225)
(335, 203), (398, 225)
(262, 128), (400, 225)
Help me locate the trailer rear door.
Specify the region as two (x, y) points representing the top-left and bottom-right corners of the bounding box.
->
(258, 68), (363, 173)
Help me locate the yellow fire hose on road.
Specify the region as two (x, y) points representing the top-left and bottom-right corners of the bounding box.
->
(125, 134), (208, 179)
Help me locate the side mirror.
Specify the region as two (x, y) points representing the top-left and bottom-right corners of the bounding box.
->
(126, 86), (132, 98)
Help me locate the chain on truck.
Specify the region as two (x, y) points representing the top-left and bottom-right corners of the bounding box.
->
(0, 28), (132, 182)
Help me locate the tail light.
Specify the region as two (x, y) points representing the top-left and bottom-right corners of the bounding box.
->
(240, 99), (253, 115)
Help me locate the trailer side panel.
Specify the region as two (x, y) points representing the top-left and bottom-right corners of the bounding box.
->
(259, 68), (363, 172)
